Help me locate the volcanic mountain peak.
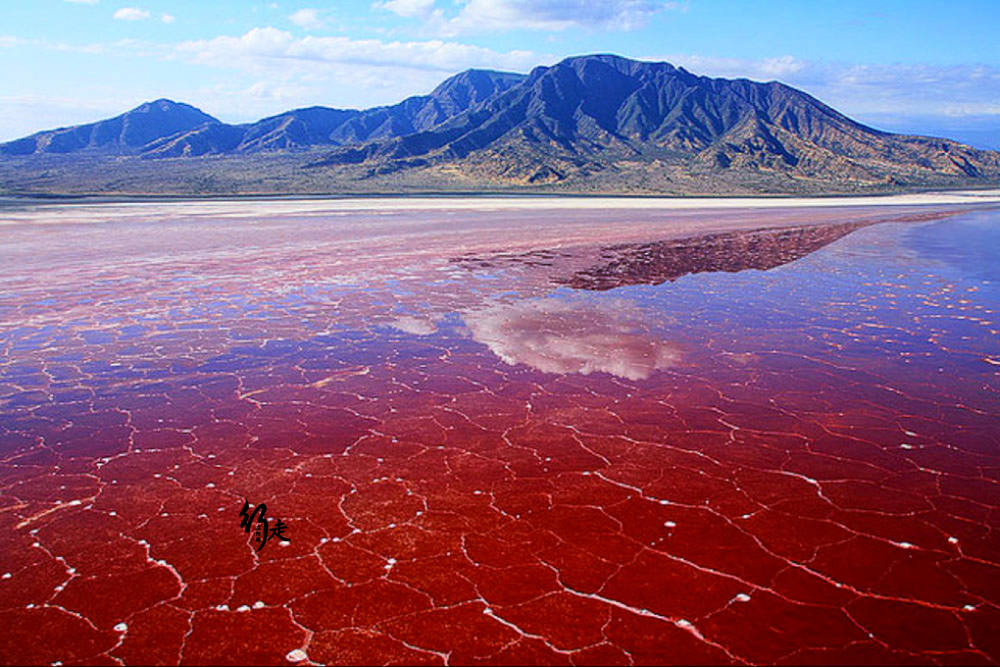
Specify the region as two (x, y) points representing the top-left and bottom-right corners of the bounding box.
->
(307, 54), (998, 189)
(0, 98), (219, 156)
(1, 54), (998, 194)
(429, 68), (529, 112)
(127, 68), (527, 158)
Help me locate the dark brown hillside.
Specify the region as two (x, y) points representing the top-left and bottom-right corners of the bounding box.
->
(312, 54), (1000, 188)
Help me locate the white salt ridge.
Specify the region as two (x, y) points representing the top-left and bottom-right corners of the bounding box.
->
(114, 622), (128, 632)
(2, 573), (11, 579)
(735, 593), (751, 602)
(253, 601), (265, 609)
(664, 521), (677, 528)
(948, 537), (959, 544)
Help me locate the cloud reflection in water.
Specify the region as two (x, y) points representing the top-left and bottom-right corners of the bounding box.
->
(389, 315), (438, 335)
(464, 296), (679, 380)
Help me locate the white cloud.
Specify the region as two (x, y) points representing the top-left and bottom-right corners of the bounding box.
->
(438, 0), (679, 34)
(113, 7), (150, 21)
(176, 27), (540, 74)
(161, 13), (175, 24)
(289, 8), (326, 31)
(374, 0), (436, 18)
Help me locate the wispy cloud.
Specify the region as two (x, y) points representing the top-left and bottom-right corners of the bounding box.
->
(161, 13), (175, 24)
(374, 0), (437, 19)
(0, 34), (160, 56)
(418, 0), (683, 35)
(289, 8), (326, 31)
(113, 7), (151, 21)
(664, 54), (808, 80)
(175, 27), (541, 73)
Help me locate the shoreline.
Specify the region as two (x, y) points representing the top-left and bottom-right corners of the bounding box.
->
(1, 189), (999, 222)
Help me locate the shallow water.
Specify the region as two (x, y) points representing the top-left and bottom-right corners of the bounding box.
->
(0, 204), (997, 665)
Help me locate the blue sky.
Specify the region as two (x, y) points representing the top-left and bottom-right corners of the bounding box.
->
(1, 0), (998, 146)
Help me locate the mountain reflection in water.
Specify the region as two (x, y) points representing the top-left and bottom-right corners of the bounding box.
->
(455, 220), (872, 291)
(562, 221), (871, 290)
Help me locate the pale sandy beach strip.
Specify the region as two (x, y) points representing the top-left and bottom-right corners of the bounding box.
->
(1, 190), (999, 226)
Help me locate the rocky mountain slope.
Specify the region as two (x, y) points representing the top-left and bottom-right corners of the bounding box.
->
(0, 70), (526, 159)
(313, 55), (1000, 186)
(0, 100), (217, 156)
(2, 54), (997, 194)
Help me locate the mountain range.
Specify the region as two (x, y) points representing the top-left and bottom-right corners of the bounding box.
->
(2, 54), (998, 195)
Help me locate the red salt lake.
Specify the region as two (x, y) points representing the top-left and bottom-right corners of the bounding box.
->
(0, 198), (998, 665)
